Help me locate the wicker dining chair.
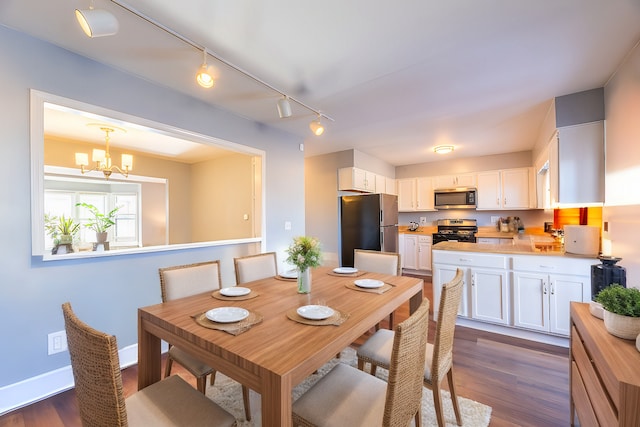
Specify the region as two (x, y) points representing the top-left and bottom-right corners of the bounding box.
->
(233, 252), (278, 284)
(159, 260), (251, 421)
(357, 268), (465, 427)
(62, 302), (237, 427)
(353, 249), (402, 329)
(292, 298), (430, 427)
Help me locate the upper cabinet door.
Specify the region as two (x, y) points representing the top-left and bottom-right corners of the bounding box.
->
(416, 177), (435, 211)
(434, 173), (476, 189)
(397, 178), (416, 211)
(502, 168), (531, 209)
(476, 171), (501, 209)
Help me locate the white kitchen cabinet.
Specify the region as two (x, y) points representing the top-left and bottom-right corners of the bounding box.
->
(476, 168), (532, 210)
(401, 234), (418, 269)
(338, 167), (377, 192)
(416, 177), (435, 211)
(417, 235), (432, 271)
(375, 174), (387, 194)
(549, 121), (604, 206)
(470, 268), (509, 325)
(512, 255), (593, 336)
(432, 264), (469, 317)
(512, 272), (587, 335)
(434, 173), (476, 189)
(385, 177), (397, 195)
(397, 179), (416, 211)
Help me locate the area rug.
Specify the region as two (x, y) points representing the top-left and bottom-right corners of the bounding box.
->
(206, 347), (491, 426)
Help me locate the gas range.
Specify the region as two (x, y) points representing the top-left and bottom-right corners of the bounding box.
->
(432, 219), (478, 244)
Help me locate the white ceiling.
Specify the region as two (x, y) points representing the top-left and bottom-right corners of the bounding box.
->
(2, 0), (640, 166)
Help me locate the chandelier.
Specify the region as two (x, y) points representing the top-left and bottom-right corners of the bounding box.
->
(75, 125), (133, 180)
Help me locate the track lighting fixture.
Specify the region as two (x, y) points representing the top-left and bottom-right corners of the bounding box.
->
(309, 115), (325, 136)
(277, 96), (292, 119)
(75, 4), (119, 38)
(196, 49), (214, 88)
(434, 145), (454, 154)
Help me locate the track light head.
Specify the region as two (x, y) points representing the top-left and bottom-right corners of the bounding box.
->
(75, 8), (119, 38)
(277, 97), (292, 118)
(309, 116), (325, 136)
(196, 49), (214, 88)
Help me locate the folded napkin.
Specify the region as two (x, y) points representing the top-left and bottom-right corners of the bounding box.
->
(193, 310), (263, 335)
(286, 307), (349, 326)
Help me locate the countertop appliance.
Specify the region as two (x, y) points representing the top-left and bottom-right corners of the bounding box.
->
(339, 193), (398, 267)
(434, 187), (477, 210)
(564, 225), (599, 256)
(432, 218), (478, 244)
(591, 256), (626, 300)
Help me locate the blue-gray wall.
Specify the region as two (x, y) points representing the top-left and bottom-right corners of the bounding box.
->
(0, 25), (305, 398)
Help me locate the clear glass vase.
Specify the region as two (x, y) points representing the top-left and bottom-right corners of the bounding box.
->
(297, 268), (311, 294)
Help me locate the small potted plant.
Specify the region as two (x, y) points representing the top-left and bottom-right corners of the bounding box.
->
(45, 214), (80, 254)
(595, 284), (640, 340)
(76, 203), (120, 243)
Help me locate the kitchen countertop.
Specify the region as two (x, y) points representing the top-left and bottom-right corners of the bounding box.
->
(398, 226), (436, 235)
(431, 240), (596, 258)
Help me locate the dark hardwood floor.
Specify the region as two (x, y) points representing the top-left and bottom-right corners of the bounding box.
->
(0, 276), (570, 427)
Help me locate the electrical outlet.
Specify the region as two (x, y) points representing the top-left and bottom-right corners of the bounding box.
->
(48, 330), (67, 355)
(284, 221), (292, 231)
(419, 217), (427, 226)
(491, 216), (500, 224)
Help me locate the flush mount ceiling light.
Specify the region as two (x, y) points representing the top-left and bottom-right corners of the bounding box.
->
(75, 5), (119, 38)
(309, 115), (325, 136)
(277, 96), (292, 118)
(196, 49), (214, 88)
(434, 145), (454, 154)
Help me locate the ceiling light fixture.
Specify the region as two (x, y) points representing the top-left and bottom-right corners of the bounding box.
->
(277, 96), (292, 119)
(309, 115), (325, 136)
(434, 145), (454, 154)
(108, 0), (333, 134)
(75, 125), (132, 180)
(196, 48), (214, 89)
(75, 3), (119, 38)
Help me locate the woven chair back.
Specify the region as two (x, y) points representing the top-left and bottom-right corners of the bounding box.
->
(62, 302), (128, 427)
(382, 298), (430, 426)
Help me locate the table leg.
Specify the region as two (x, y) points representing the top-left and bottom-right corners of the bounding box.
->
(137, 316), (162, 390)
(261, 370), (292, 427)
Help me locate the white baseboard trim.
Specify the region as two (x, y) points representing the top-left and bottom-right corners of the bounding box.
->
(455, 318), (569, 348)
(0, 342), (165, 416)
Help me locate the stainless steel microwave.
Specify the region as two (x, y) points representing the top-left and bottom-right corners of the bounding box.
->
(434, 187), (477, 209)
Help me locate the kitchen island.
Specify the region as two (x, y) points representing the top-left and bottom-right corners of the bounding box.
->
(432, 241), (599, 346)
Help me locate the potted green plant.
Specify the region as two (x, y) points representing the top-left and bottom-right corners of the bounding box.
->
(76, 203), (120, 243)
(595, 284), (640, 340)
(45, 214), (80, 253)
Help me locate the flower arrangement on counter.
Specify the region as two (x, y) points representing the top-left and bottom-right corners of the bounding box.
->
(285, 236), (322, 271)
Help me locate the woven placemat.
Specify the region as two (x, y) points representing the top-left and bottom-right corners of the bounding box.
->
(193, 310), (263, 335)
(211, 289), (260, 301)
(327, 270), (367, 277)
(286, 307), (350, 326)
(275, 275), (297, 282)
(344, 282), (393, 294)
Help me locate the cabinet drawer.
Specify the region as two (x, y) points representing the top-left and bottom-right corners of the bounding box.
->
(432, 251), (507, 269)
(418, 235), (432, 243)
(571, 361), (599, 427)
(512, 255), (596, 275)
(571, 327), (617, 426)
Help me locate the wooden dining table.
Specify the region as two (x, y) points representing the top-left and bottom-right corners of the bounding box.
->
(137, 266), (424, 426)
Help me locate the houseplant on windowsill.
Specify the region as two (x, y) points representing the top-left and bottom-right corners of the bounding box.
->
(595, 284), (640, 341)
(45, 214), (80, 254)
(285, 236), (322, 294)
(76, 203), (120, 244)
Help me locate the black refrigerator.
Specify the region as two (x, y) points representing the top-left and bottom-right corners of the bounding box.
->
(339, 193), (399, 267)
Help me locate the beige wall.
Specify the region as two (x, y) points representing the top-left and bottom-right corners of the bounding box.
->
(603, 40), (640, 285)
(190, 153), (254, 241)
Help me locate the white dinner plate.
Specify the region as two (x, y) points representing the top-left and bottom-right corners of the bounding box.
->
(354, 279), (384, 289)
(219, 287), (251, 297)
(279, 269), (298, 279)
(297, 305), (335, 320)
(205, 307), (249, 323)
(333, 267), (358, 274)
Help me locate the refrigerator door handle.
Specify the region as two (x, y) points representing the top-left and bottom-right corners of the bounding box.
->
(380, 230), (384, 245)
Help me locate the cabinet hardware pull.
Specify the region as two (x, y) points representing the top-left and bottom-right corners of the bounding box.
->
(543, 281), (547, 295)
(539, 265), (554, 269)
(459, 258), (472, 262)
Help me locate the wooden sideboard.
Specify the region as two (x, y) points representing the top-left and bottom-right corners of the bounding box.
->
(570, 302), (640, 426)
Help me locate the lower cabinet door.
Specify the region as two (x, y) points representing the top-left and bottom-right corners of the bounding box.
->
(549, 275), (586, 335)
(470, 268), (509, 325)
(433, 265), (469, 318)
(513, 272), (549, 332)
